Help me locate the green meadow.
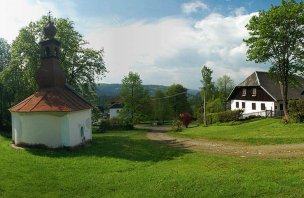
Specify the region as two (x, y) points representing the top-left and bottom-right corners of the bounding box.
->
(1, 122), (304, 197)
(172, 118), (304, 145)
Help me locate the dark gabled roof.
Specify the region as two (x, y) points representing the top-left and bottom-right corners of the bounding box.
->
(109, 103), (123, 109)
(228, 71), (304, 101)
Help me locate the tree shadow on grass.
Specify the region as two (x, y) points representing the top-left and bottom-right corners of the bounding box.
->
(25, 134), (191, 162)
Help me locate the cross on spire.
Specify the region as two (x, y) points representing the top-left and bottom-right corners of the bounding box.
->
(48, 11), (52, 23)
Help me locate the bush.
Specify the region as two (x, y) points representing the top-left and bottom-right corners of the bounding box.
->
(288, 99), (304, 123)
(98, 118), (133, 132)
(205, 109), (243, 124)
(179, 112), (194, 128)
(172, 120), (183, 132)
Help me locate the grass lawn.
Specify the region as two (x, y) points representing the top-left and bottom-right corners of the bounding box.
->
(171, 118), (304, 145)
(1, 129), (304, 197)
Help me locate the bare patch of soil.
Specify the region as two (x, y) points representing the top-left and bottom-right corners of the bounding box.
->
(146, 132), (304, 158)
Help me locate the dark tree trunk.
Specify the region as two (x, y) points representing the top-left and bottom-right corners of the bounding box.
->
(279, 80), (289, 120)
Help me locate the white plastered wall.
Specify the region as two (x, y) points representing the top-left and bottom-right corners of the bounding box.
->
(11, 109), (92, 148)
(67, 109), (92, 147)
(12, 112), (66, 148)
(109, 108), (121, 119)
(231, 100), (275, 116)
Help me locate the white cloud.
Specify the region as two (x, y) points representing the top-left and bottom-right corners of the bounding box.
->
(0, 0), (61, 42)
(233, 7), (247, 16)
(0, 0), (267, 89)
(181, 0), (208, 15)
(85, 11), (266, 89)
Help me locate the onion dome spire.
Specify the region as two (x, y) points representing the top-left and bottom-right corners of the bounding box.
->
(43, 11), (57, 39)
(36, 12), (66, 89)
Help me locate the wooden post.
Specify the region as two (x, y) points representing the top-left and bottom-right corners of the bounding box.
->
(204, 91), (207, 126)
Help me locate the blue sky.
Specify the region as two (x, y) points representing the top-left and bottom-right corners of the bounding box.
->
(0, 0), (283, 89)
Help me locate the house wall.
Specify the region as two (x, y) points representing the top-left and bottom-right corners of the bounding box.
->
(11, 109), (92, 148)
(12, 112), (66, 148)
(109, 108), (122, 119)
(67, 109), (92, 147)
(231, 100), (275, 116)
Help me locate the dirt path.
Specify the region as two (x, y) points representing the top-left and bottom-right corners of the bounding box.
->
(146, 132), (304, 158)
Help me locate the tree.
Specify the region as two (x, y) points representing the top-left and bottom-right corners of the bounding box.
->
(166, 84), (190, 119)
(200, 65), (214, 126)
(0, 38), (10, 72)
(1, 15), (106, 105)
(152, 89), (170, 123)
(119, 72), (149, 124)
(216, 75), (234, 110)
(244, 0), (304, 119)
(200, 65), (214, 101)
(0, 38), (11, 130)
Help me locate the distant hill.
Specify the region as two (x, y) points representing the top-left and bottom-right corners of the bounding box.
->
(96, 83), (199, 96)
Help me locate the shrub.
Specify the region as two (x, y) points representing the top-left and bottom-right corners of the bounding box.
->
(179, 112), (194, 128)
(205, 109), (243, 124)
(172, 120), (183, 132)
(98, 118), (133, 132)
(288, 99), (304, 123)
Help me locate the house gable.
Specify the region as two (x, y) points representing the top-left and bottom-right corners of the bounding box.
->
(229, 86), (275, 102)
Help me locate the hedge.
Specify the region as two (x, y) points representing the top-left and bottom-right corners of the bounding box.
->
(205, 109), (244, 124)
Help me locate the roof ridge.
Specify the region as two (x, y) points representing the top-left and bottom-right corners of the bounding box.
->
(255, 71), (261, 86)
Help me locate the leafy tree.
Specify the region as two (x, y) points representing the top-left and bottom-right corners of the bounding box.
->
(200, 65), (215, 101)
(216, 75), (234, 99)
(152, 89), (170, 123)
(200, 65), (214, 125)
(0, 38), (11, 130)
(119, 72), (149, 124)
(0, 38), (10, 72)
(166, 84), (190, 119)
(216, 75), (234, 110)
(244, 0), (304, 119)
(1, 15), (106, 105)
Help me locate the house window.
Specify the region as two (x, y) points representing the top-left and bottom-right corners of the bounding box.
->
(242, 88), (246, 96)
(236, 102), (239, 108)
(242, 102), (245, 109)
(280, 104), (284, 110)
(252, 103), (256, 110)
(116, 109), (120, 113)
(252, 88), (257, 96)
(275, 106), (277, 110)
(261, 103), (266, 110)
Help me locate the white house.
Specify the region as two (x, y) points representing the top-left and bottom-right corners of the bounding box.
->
(9, 18), (92, 148)
(227, 71), (304, 117)
(109, 103), (123, 119)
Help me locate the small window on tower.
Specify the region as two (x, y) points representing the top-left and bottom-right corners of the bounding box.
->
(242, 88), (246, 96)
(45, 47), (50, 57)
(54, 47), (59, 57)
(252, 88), (257, 96)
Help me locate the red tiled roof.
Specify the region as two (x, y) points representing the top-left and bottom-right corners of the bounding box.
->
(10, 85), (91, 112)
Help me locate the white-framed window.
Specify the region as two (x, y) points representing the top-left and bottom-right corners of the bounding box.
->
(252, 103), (256, 110)
(261, 103), (266, 110)
(252, 88), (257, 96)
(242, 88), (246, 96)
(236, 102), (239, 108)
(242, 102), (245, 109)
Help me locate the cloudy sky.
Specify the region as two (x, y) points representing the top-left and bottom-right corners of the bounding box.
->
(0, 0), (282, 89)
